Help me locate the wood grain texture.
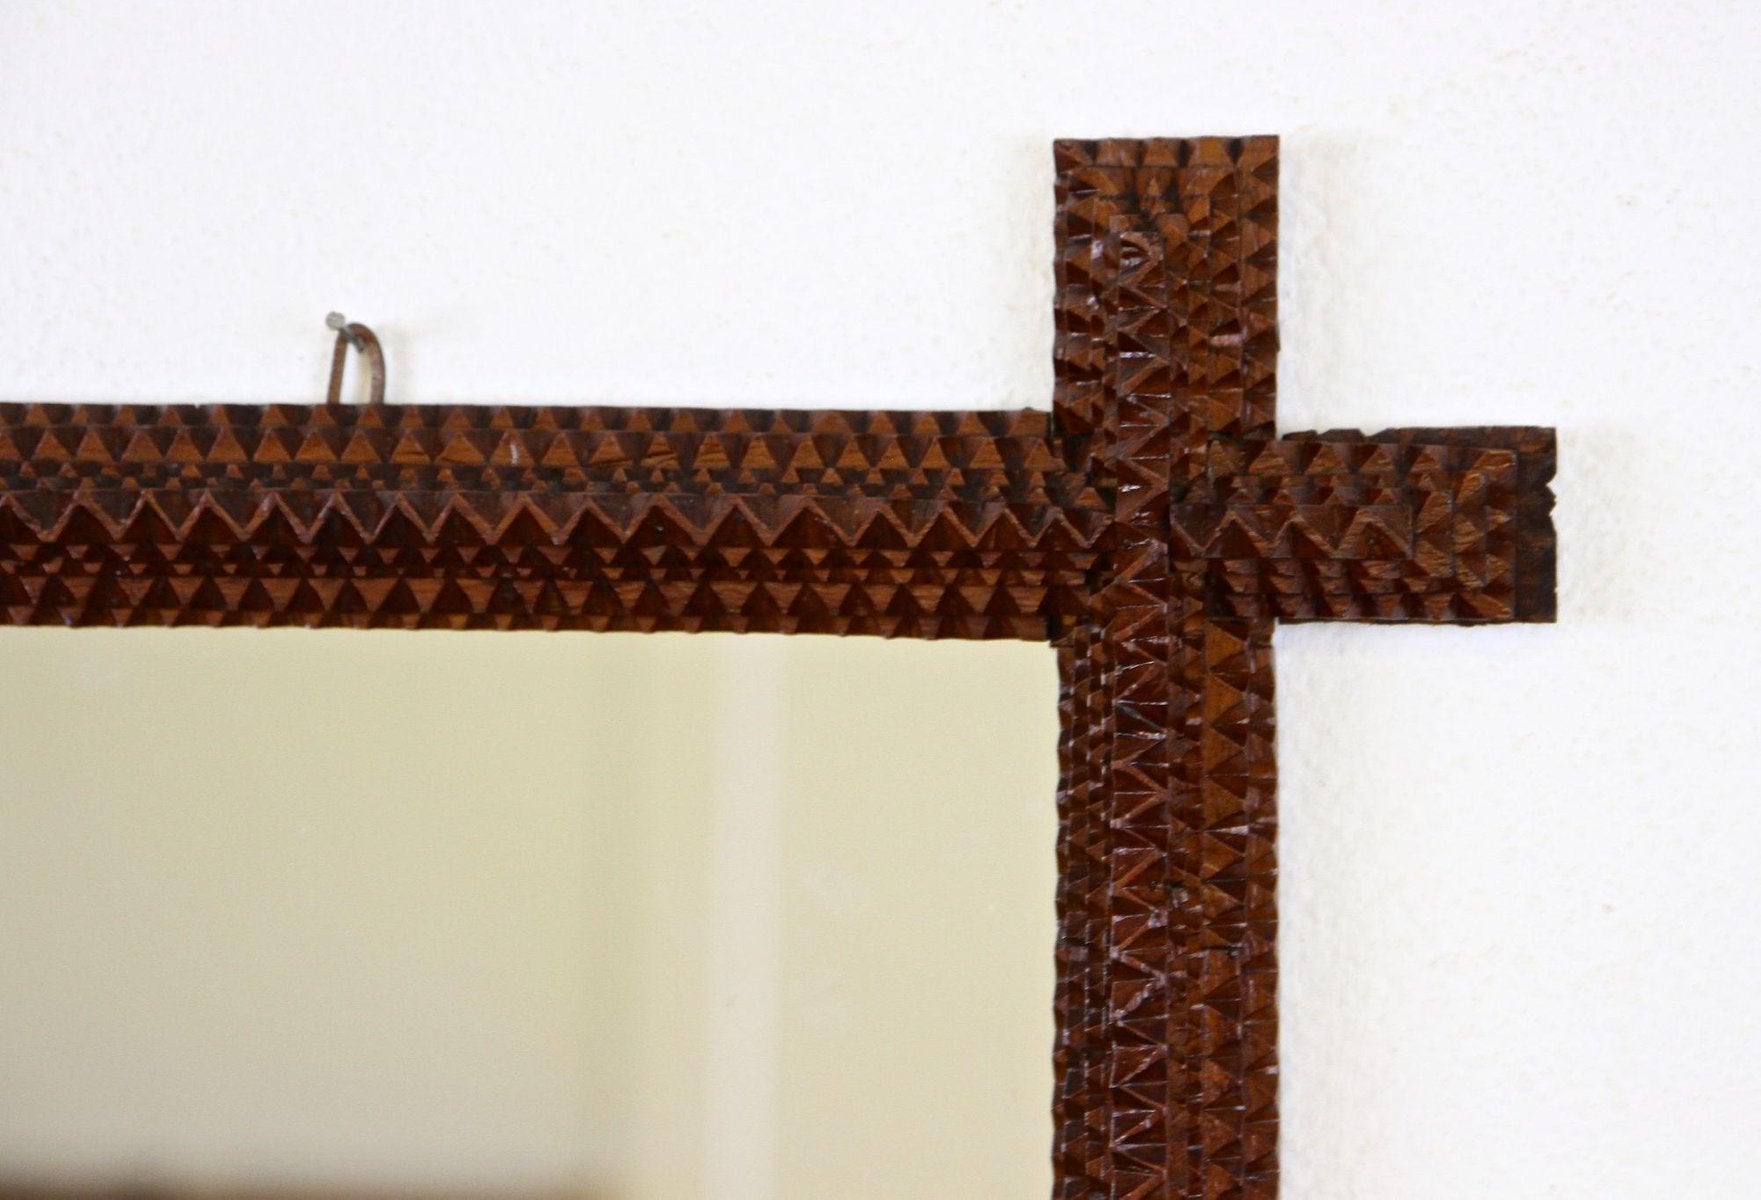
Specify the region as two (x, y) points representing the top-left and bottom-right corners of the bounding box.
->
(0, 136), (1557, 1199)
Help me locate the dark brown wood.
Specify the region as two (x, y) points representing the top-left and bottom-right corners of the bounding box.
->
(0, 136), (1555, 1199)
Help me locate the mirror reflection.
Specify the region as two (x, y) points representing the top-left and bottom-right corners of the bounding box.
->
(0, 631), (1055, 1200)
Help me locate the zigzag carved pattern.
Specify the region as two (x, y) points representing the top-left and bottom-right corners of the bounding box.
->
(0, 489), (1105, 558)
(0, 404), (1095, 504)
(1054, 135), (1282, 1200)
(1177, 431), (1557, 623)
(1277, 426), (1557, 624)
(0, 487), (1100, 636)
(1054, 622), (1108, 1194)
(1049, 139), (1556, 1200)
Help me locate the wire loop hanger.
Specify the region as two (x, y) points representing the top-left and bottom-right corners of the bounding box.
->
(324, 312), (386, 406)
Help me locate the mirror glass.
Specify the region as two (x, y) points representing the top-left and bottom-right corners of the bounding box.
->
(0, 630), (1056, 1200)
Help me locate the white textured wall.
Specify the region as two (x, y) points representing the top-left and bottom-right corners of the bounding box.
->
(3, 2), (1760, 1197)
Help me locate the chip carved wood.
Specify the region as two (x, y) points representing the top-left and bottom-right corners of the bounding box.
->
(0, 136), (1555, 1199)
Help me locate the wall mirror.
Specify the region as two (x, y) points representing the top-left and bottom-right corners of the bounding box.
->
(0, 135), (1556, 1200)
(0, 629), (1057, 1199)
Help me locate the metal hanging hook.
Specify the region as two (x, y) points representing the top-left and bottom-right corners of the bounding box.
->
(325, 312), (386, 406)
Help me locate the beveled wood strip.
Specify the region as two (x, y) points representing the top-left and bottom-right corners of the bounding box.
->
(1293, 426), (1557, 622)
(0, 404), (1095, 503)
(1061, 135), (1284, 1199)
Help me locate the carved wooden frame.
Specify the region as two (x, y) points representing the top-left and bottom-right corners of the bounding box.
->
(0, 136), (1555, 1199)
